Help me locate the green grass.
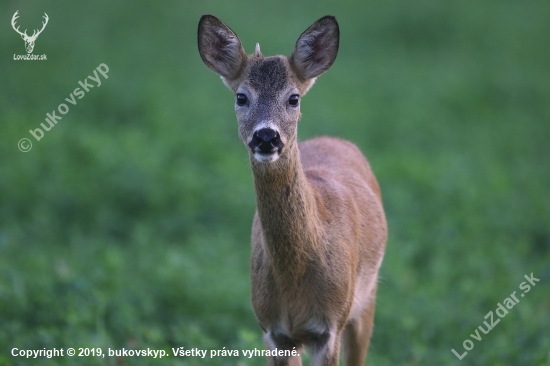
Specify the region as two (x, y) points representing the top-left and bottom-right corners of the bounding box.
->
(1, 0), (549, 365)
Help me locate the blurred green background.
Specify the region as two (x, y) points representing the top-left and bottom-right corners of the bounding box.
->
(1, 0), (549, 365)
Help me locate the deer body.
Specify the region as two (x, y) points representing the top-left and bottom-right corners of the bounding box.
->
(198, 15), (387, 366)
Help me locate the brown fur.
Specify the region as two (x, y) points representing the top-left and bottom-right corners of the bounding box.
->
(198, 14), (387, 366)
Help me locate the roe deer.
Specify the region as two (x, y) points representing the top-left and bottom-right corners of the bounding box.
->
(198, 15), (387, 366)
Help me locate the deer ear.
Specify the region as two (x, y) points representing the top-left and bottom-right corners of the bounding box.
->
(198, 15), (247, 83)
(289, 16), (339, 81)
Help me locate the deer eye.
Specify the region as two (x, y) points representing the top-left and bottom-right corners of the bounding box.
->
(236, 93), (248, 106)
(288, 94), (300, 106)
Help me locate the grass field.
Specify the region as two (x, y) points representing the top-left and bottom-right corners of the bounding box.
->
(1, 0), (549, 365)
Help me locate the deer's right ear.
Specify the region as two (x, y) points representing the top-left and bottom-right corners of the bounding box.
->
(198, 15), (247, 84)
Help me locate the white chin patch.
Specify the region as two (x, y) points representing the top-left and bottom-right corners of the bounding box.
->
(253, 151), (280, 163)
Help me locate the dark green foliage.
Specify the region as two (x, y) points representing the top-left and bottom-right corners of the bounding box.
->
(1, 0), (549, 364)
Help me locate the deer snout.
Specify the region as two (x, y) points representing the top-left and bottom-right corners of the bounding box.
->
(248, 128), (285, 154)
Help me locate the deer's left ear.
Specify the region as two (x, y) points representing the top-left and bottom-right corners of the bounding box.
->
(289, 16), (339, 81)
(198, 15), (247, 84)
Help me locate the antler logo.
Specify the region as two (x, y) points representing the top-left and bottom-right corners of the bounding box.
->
(11, 10), (49, 54)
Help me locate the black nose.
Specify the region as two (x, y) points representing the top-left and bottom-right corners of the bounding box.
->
(248, 128), (285, 153)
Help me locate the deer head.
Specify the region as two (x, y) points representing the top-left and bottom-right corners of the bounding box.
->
(12, 11), (49, 54)
(198, 15), (339, 164)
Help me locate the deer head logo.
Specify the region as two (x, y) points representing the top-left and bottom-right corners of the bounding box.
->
(11, 11), (49, 54)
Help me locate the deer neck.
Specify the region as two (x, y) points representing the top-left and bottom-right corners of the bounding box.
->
(250, 141), (321, 272)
